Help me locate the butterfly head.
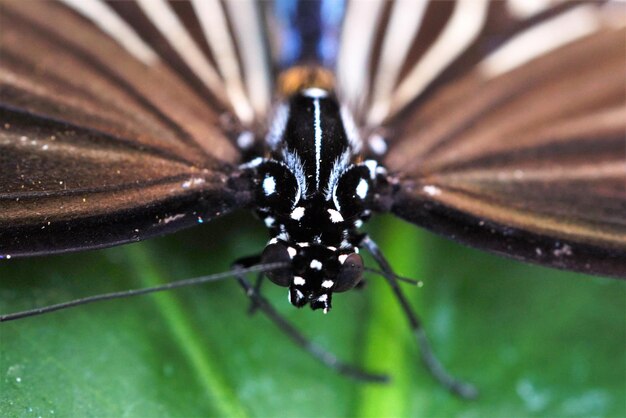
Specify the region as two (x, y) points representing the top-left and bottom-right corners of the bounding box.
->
(262, 241), (363, 313)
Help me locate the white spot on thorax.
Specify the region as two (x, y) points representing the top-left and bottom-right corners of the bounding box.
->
(287, 247), (297, 258)
(317, 294), (328, 302)
(293, 276), (305, 285)
(290, 206), (305, 220)
(321, 280), (334, 289)
(327, 208), (344, 223)
(264, 216), (275, 227)
(310, 259), (323, 270)
(263, 175), (276, 195)
(356, 179), (369, 199)
(302, 87), (328, 98)
(338, 254), (348, 264)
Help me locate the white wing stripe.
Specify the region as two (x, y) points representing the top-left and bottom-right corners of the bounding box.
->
(367, 0), (429, 125)
(59, 0), (158, 65)
(226, 0), (272, 119)
(389, 0), (489, 121)
(136, 0), (229, 109)
(480, 4), (602, 78)
(337, 0), (386, 114)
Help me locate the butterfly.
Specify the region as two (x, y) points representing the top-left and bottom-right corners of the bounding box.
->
(1, 0), (625, 408)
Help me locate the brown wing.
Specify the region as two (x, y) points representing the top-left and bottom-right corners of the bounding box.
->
(383, 21), (626, 278)
(0, 0), (253, 257)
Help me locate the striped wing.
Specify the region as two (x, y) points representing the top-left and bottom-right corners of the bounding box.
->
(0, 0), (269, 257)
(339, 1), (626, 277)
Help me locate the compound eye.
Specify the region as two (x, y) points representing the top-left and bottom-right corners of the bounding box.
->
(261, 243), (292, 287)
(334, 253), (364, 292)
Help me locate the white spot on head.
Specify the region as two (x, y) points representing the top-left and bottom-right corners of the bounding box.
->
(368, 134), (387, 155)
(423, 185), (441, 196)
(277, 232), (290, 241)
(268, 237), (279, 245)
(289, 288), (305, 304)
(354, 219), (363, 228)
(287, 247), (297, 258)
(290, 206), (305, 221)
(263, 175), (276, 195)
(322, 280), (334, 289)
(293, 276), (305, 286)
(310, 259), (323, 270)
(353, 247), (359, 254)
(356, 179), (369, 199)
(327, 208), (344, 223)
(338, 254), (349, 264)
(302, 87), (328, 98)
(264, 216), (275, 227)
(327, 246), (337, 251)
(297, 242), (310, 247)
(236, 131), (254, 149)
(317, 294), (328, 302)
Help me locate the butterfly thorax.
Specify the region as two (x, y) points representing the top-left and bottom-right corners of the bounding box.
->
(244, 87), (386, 313)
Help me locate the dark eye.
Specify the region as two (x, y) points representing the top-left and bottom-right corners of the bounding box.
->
(335, 166), (371, 218)
(261, 243), (293, 287)
(334, 253), (364, 292)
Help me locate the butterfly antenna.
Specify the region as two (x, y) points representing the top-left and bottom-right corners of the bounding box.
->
(363, 266), (423, 286)
(0, 262), (288, 322)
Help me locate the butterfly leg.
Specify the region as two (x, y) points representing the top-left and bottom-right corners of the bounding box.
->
(360, 236), (479, 399)
(231, 257), (388, 383)
(247, 273), (265, 315)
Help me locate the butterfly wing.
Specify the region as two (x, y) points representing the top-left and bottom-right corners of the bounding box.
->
(0, 0), (255, 257)
(355, 2), (626, 277)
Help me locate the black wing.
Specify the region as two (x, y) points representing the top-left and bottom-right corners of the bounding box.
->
(0, 0), (260, 257)
(337, 1), (626, 277)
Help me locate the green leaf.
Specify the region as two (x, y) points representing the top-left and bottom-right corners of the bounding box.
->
(1, 213), (624, 417)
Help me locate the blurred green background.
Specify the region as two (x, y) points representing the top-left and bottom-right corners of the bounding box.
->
(1, 212), (624, 417)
